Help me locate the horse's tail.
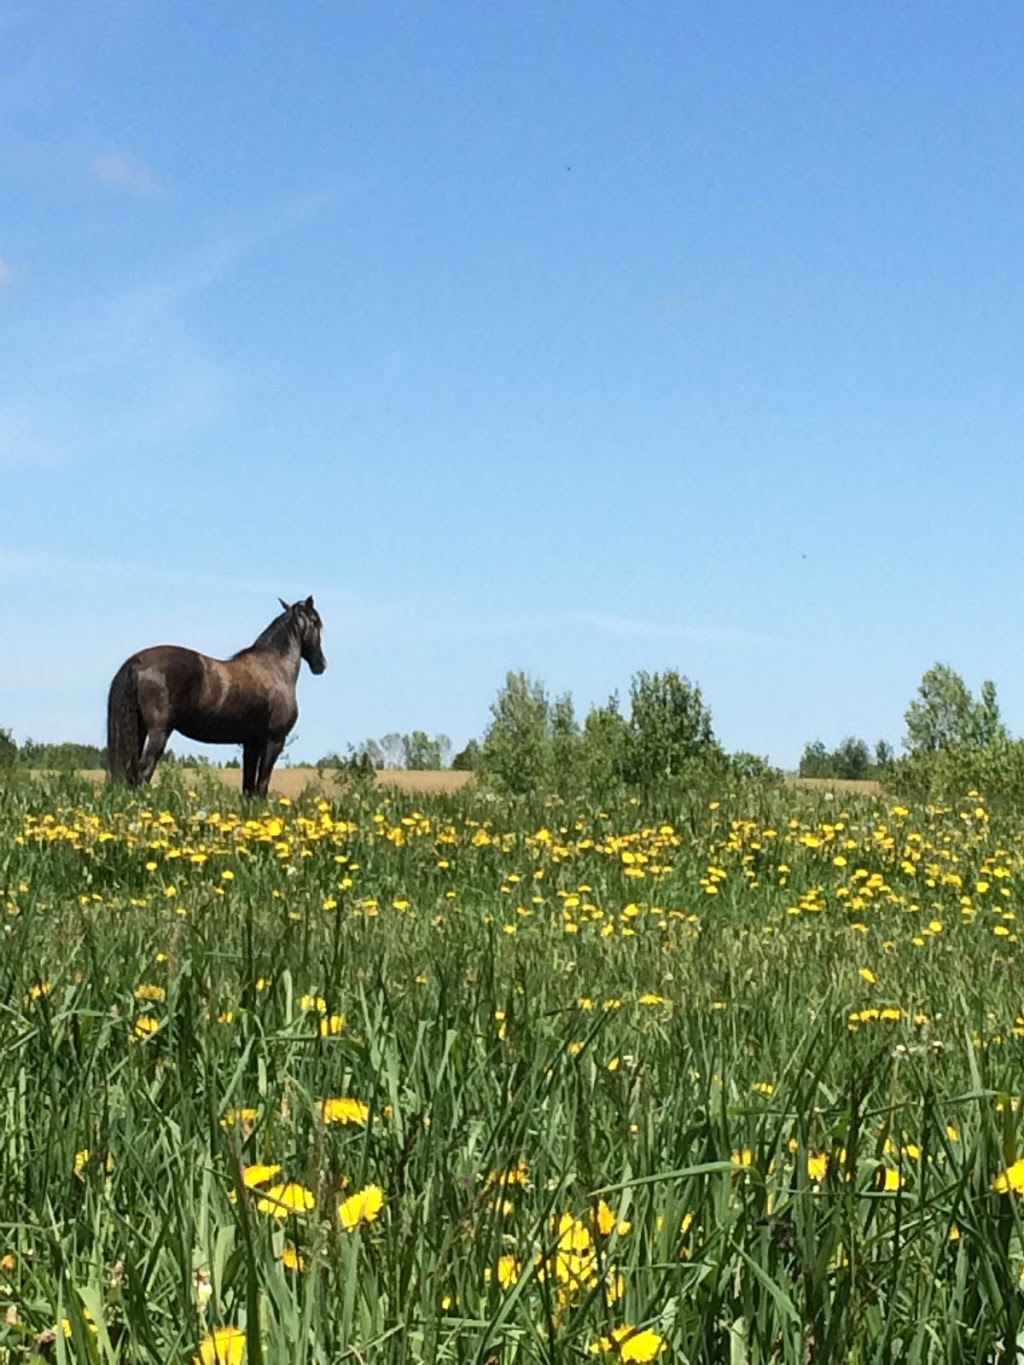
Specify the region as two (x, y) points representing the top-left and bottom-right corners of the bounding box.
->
(107, 658), (143, 784)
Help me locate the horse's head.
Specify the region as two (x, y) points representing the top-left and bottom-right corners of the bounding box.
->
(280, 596), (327, 675)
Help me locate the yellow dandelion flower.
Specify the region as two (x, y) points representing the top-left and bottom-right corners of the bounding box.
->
(133, 983), (166, 1002)
(320, 1013), (346, 1036)
(59, 1306), (98, 1338)
(132, 1014), (159, 1041)
(280, 1244), (306, 1271)
(338, 1183), (385, 1230)
(195, 1326), (246, 1364)
(595, 1199), (632, 1237)
(485, 1161), (530, 1189)
(605, 1269), (625, 1304)
(220, 1107), (259, 1129)
(993, 1158), (1024, 1195)
(496, 1253), (520, 1288)
(806, 1151), (829, 1182)
(591, 1324), (665, 1361)
(241, 1163), (281, 1188)
(256, 1182), (315, 1218)
(553, 1212), (597, 1290)
(318, 1097), (370, 1125)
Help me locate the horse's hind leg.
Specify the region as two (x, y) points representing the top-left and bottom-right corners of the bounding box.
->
(255, 737), (285, 798)
(138, 727), (169, 784)
(242, 742), (259, 796)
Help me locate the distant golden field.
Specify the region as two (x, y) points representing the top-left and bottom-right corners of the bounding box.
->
(65, 769), (882, 797)
(73, 767), (476, 796)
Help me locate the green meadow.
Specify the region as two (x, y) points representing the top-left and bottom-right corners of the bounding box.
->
(3, 771), (1024, 1362)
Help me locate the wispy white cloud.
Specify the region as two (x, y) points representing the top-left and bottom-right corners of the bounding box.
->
(0, 348), (224, 469)
(89, 150), (161, 195)
(0, 547), (297, 597)
(0, 546), (376, 625)
(387, 607), (768, 647)
(1, 192), (334, 469)
(575, 612), (765, 644)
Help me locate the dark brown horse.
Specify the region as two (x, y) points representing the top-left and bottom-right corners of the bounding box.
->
(107, 597), (326, 796)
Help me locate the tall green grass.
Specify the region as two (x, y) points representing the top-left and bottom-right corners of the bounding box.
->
(1, 772), (1024, 1361)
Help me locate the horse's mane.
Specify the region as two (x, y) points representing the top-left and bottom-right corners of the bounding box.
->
(232, 609), (298, 659)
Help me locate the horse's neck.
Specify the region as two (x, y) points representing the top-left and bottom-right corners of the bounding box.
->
(256, 639), (302, 683)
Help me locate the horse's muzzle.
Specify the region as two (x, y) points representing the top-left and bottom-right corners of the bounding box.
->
(311, 655), (327, 675)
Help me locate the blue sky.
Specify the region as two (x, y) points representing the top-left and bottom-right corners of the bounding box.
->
(4, 2), (1024, 766)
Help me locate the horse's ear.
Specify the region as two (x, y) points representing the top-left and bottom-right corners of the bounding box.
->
(279, 597), (290, 612)
(305, 596), (314, 610)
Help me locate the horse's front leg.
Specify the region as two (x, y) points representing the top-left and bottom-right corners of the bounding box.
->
(255, 737), (285, 798)
(242, 742), (260, 796)
(138, 726), (169, 784)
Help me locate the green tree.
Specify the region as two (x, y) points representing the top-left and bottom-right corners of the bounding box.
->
(834, 736), (872, 780)
(402, 731), (451, 770)
(18, 738), (106, 769)
(798, 740), (831, 778)
(580, 695), (630, 796)
(550, 693), (582, 793)
(479, 671), (553, 795)
(903, 664), (1007, 753)
(624, 669), (723, 787)
(378, 733), (405, 768)
(0, 727), (16, 767)
(359, 739), (384, 770)
(317, 745), (377, 777)
(977, 679), (1004, 746)
(800, 736), (886, 780)
(728, 751), (781, 781)
(451, 738), (482, 771)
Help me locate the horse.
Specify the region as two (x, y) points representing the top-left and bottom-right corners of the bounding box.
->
(106, 597), (326, 796)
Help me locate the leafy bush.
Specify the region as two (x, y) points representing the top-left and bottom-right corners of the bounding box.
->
(624, 670), (725, 789)
(799, 736), (882, 781)
(888, 737), (1024, 805)
(479, 668), (736, 798)
(479, 672), (555, 795)
(451, 739), (481, 771)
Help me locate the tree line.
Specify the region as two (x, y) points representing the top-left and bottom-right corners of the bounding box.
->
(798, 662), (1024, 798)
(0, 734), (108, 770)
(312, 660), (1024, 803)
(3, 660), (1023, 800)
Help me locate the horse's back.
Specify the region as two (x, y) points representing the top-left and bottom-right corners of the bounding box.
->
(132, 646), (209, 724)
(134, 645), (290, 744)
